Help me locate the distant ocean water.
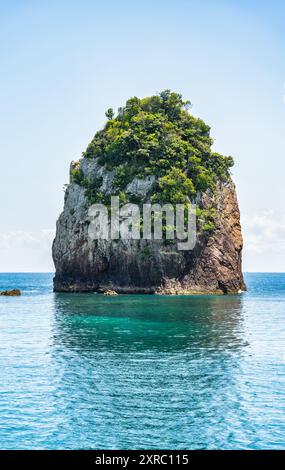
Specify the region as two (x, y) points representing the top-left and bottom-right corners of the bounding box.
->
(0, 273), (284, 450)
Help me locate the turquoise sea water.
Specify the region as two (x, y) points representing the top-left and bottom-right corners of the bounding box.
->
(0, 273), (284, 450)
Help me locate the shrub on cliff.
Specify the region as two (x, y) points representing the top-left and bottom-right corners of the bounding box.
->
(83, 90), (233, 205)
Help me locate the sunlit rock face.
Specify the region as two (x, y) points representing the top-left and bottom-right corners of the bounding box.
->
(52, 155), (246, 294)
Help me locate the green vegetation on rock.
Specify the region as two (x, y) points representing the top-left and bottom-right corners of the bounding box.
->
(84, 90), (233, 190)
(73, 90), (234, 232)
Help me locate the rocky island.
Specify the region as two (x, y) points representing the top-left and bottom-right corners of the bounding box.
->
(53, 91), (246, 294)
(0, 289), (21, 296)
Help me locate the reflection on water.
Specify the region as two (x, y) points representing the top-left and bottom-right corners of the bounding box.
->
(0, 273), (284, 449)
(49, 294), (250, 449)
(53, 294), (246, 353)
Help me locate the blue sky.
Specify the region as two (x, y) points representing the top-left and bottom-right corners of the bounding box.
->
(0, 0), (284, 271)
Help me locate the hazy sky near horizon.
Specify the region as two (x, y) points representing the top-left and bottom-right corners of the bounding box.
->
(0, 0), (284, 272)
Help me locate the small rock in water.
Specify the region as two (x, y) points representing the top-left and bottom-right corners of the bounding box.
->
(0, 289), (21, 296)
(103, 290), (118, 296)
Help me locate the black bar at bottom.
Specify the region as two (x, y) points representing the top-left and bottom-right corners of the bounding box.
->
(0, 450), (284, 465)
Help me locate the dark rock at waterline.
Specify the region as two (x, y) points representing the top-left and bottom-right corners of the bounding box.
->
(0, 289), (21, 296)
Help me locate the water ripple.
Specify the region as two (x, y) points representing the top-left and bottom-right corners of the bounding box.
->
(0, 273), (284, 449)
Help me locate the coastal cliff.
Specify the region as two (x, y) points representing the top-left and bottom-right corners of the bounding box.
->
(53, 91), (246, 294)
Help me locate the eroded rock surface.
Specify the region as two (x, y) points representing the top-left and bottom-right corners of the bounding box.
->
(53, 157), (246, 294)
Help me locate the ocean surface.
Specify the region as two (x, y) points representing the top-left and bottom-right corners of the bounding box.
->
(0, 273), (284, 450)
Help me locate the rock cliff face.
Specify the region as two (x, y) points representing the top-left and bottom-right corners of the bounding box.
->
(53, 91), (246, 294)
(52, 158), (246, 294)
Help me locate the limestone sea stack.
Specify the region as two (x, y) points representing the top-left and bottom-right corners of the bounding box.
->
(53, 91), (246, 294)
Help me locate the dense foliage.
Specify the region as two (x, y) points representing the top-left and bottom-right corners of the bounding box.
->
(71, 90), (234, 231)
